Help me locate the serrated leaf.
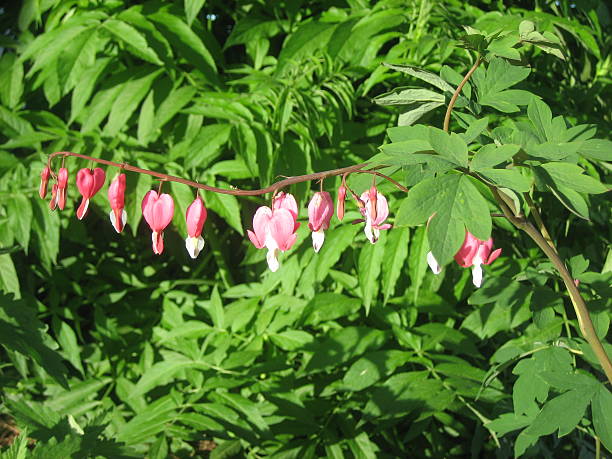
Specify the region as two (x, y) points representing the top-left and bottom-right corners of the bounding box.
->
(102, 18), (163, 65)
(150, 12), (219, 85)
(104, 69), (161, 136)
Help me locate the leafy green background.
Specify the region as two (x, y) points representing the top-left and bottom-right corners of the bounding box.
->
(0, 0), (610, 457)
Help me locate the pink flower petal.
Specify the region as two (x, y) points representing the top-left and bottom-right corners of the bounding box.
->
(308, 191), (333, 232)
(485, 247), (502, 265)
(186, 196), (207, 238)
(270, 208), (298, 251)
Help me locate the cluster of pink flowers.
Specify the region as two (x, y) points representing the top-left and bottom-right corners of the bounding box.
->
(39, 165), (501, 284)
(38, 166), (396, 269)
(40, 166), (207, 258)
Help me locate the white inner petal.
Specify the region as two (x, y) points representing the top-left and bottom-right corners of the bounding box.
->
(472, 262), (484, 288)
(426, 251), (442, 275)
(266, 248), (280, 272)
(312, 230), (325, 253)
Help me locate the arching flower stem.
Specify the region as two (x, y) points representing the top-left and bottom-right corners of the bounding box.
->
(46, 151), (407, 197)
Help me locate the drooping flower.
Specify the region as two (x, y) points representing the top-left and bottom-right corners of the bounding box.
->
(108, 173), (127, 233)
(49, 183), (58, 210)
(248, 193), (299, 272)
(336, 184), (346, 221)
(76, 167), (106, 220)
(39, 166), (51, 199)
(427, 231), (502, 287)
(359, 188), (391, 244)
(142, 190), (175, 255)
(308, 191), (333, 252)
(49, 167), (69, 211)
(185, 195), (207, 259)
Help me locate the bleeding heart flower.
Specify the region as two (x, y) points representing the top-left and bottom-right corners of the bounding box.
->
(427, 231), (502, 287)
(39, 166), (50, 199)
(49, 167), (69, 211)
(185, 196), (207, 259)
(108, 173), (127, 233)
(142, 190), (175, 255)
(76, 168), (106, 220)
(336, 184), (346, 221)
(308, 191), (333, 252)
(248, 193), (299, 272)
(359, 188), (391, 243)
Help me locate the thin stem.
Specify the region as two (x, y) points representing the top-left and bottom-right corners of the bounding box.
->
(492, 188), (612, 384)
(524, 192), (556, 251)
(46, 151), (406, 196)
(47, 151), (372, 196)
(358, 170), (409, 192)
(443, 56), (482, 132)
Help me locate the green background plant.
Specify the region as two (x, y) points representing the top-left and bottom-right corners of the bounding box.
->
(0, 0), (610, 457)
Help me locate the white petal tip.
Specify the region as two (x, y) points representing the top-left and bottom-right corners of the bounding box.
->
(266, 248), (280, 272)
(312, 230), (325, 253)
(472, 264), (483, 288)
(427, 252), (442, 275)
(185, 236), (205, 259)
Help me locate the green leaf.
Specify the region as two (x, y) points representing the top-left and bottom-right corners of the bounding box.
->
(130, 354), (195, 399)
(150, 12), (219, 85)
(592, 385), (612, 452)
(270, 330), (314, 351)
(539, 162), (607, 194)
(184, 0), (206, 26)
(104, 68), (161, 136)
(528, 97), (553, 141)
(154, 85), (197, 132)
(276, 21), (336, 75)
(383, 63), (456, 93)
(578, 139), (612, 161)
(428, 128), (468, 167)
(363, 372), (452, 420)
(118, 395), (179, 444)
(206, 187), (243, 234)
(382, 227), (409, 303)
(125, 161), (152, 237)
(471, 144), (520, 169)
(373, 88), (444, 106)
(208, 285), (225, 330)
(0, 254), (20, 298)
(358, 232), (386, 314)
(301, 293), (361, 326)
(54, 320), (83, 375)
(461, 117), (489, 144)
(137, 90), (155, 145)
(7, 194), (32, 253)
(343, 350), (410, 391)
(70, 57), (111, 123)
(477, 168), (531, 192)
(0, 294), (68, 388)
(408, 225), (428, 304)
(102, 19), (163, 65)
(304, 327), (387, 374)
(396, 174), (491, 265)
(0, 54), (24, 109)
